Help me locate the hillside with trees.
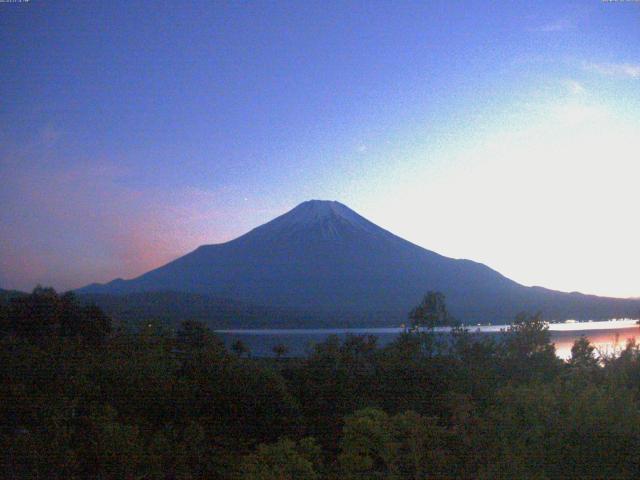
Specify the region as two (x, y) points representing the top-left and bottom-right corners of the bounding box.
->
(2, 287), (640, 478)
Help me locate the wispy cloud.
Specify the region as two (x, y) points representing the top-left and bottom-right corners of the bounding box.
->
(584, 62), (640, 79)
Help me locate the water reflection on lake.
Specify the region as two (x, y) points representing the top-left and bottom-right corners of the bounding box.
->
(549, 322), (640, 360)
(217, 319), (640, 360)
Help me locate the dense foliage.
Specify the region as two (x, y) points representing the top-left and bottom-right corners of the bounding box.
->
(2, 288), (640, 478)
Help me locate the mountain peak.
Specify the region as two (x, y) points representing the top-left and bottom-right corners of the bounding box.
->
(250, 199), (384, 239)
(290, 199), (353, 219)
(297, 199), (343, 207)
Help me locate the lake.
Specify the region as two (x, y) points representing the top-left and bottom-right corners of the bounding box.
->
(216, 319), (640, 360)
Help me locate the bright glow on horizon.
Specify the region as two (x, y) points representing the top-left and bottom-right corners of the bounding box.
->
(355, 92), (640, 298)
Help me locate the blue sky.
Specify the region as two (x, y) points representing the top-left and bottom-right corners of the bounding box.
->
(1, 1), (640, 296)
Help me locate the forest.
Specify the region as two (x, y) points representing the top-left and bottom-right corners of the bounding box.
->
(2, 287), (640, 479)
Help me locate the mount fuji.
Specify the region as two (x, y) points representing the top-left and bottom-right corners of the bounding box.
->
(79, 200), (640, 325)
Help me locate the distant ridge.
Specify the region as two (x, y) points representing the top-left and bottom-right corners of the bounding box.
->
(78, 200), (640, 326)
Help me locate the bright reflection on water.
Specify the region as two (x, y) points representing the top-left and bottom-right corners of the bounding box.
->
(549, 320), (640, 360)
(217, 320), (640, 360)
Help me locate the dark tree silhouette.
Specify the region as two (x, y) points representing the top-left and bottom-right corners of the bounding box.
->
(272, 343), (289, 359)
(409, 291), (457, 330)
(82, 303), (112, 345)
(232, 339), (250, 358)
(5, 287), (111, 344)
(176, 320), (216, 350)
(569, 335), (599, 369)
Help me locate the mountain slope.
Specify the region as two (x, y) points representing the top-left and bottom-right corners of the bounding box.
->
(79, 200), (640, 324)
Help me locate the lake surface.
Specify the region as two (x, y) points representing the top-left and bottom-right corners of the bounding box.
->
(217, 319), (640, 360)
